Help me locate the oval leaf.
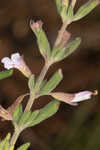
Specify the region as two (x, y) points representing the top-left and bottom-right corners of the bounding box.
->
(30, 99), (60, 126)
(54, 37), (81, 62)
(56, 0), (62, 13)
(18, 111), (32, 125)
(37, 29), (51, 59)
(39, 69), (63, 96)
(73, 0), (99, 21)
(12, 104), (23, 123)
(25, 110), (40, 127)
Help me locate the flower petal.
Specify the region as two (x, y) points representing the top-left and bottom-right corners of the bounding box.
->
(1, 57), (13, 69)
(72, 91), (93, 102)
(11, 53), (20, 61)
(1, 57), (11, 63)
(11, 53), (21, 65)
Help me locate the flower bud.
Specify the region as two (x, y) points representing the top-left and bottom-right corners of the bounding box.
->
(30, 20), (43, 33)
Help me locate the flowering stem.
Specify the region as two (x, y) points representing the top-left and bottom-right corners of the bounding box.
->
(54, 20), (71, 47)
(11, 62), (51, 145)
(11, 18), (71, 146)
(24, 61), (51, 112)
(34, 61), (51, 92)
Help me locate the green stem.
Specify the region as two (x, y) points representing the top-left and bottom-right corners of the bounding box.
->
(24, 92), (35, 112)
(10, 128), (21, 146)
(24, 62), (51, 112)
(34, 62), (51, 92)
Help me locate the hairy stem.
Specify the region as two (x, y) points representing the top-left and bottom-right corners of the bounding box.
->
(24, 61), (51, 112)
(10, 128), (21, 146)
(34, 61), (51, 92)
(24, 92), (35, 112)
(54, 20), (71, 47)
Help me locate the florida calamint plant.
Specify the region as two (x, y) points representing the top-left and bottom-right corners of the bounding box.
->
(0, 0), (99, 149)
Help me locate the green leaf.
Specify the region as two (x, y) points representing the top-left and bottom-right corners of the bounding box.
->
(0, 69), (13, 80)
(67, 5), (74, 19)
(53, 37), (81, 62)
(35, 28), (51, 59)
(73, 0), (99, 21)
(12, 104), (23, 123)
(52, 46), (68, 62)
(29, 99), (60, 126)
(25, 110), (40, 127)
(39, 69), (63, 96)
(39, 80), (47, 91)
(56, 0), (62, 13)
(4, 142), (9, 150)
(60, 6), (68, 22)
(18, 111), (32, 125)
(0, 133), (11, 150)
(29, 110), (40, 121)
(56, 0), (70, 22)
(63, 37), (81, 59)
(28, 74), (35, 91)
(51, 45), (62, 58)
(17, 143), (30, 150)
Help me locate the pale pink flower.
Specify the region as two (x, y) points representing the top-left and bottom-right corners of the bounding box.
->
(49, 90), (98, 106)
(1, 53), (32, 78)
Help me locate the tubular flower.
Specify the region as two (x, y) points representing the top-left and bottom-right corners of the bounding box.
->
(49, 90), (98, 106)
(1, 53), (32, 78)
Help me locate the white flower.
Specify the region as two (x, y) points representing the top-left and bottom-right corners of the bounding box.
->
(49, 90), (98, 106)
(1, 53), (32, 78)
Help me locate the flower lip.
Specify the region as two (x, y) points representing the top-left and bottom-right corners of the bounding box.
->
(72, 91), (92, 102)
(11, 53), (20, 61)
(1, 53), (22, 70)
(1, 57), (14, 69)
(72, 90), (98, 103)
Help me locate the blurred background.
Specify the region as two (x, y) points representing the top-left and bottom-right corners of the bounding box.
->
(0, 0), (100, 150)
